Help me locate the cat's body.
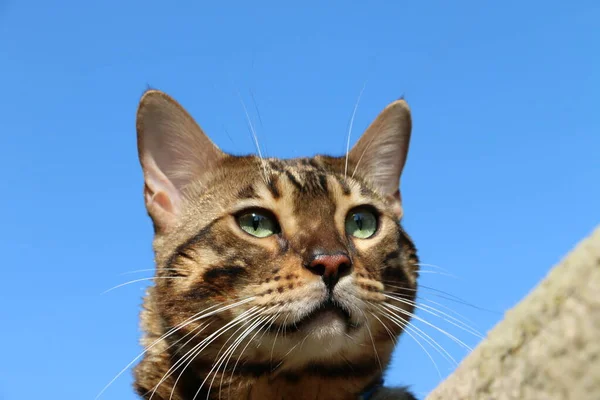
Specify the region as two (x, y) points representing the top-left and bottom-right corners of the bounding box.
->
(133, 90), (419, 400)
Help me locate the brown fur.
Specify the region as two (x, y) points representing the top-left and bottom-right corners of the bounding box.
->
(133, 90), (419, 400)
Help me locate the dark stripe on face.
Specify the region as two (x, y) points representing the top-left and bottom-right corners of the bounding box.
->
(299, 158), (312, 167)
(295, 169), (330, 196)
(360, 184), (373, 197)
(268, 159), (286, 172)
(335, 175), (351, 195)
(188, 265), (249, 297)
(161, 249), (195, 278)
(225, 361), (274, 377)
(164, 217), (223, 275)
(203, 265), (246, 285)
(398, 226), (418, 263)
(172, 366), (211, 400)
(267, 175), (281, 198)
(285, 170), (303, 191)
(317, 173), (328, 192)
(382, 226), (419, 286)
(383, 250), (400, 263)
(381, 259), (401, 276)
(237, 184), (258, 199)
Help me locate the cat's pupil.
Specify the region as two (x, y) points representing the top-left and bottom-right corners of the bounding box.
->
(354, 214), (363, 230)
(252, 214), (260, 230)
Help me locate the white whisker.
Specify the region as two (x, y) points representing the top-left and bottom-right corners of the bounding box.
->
(118, 268), (184, 276)
(256, 311), (279, 346)
(225, 313), (278, 399)
(417, 270), (460, 278)
(344, 80), (368, 178)
(271, 330), (312, 372)
(219, 313), (275, 399)
(163, 307), (263, 400)
(237, 91), (269, 184)
(101, 277), (187, 294)
(369, 310), (397, 345)
(168, 321), (214, 362)
(351, 129), (380, 179)
(270, 313), (290, 364)
(384, 292), (483, 338)
(416, 263), (452, 273)
(249, 89), (264, 128)
(203, 312), (271, 400)
(382, 301), (473, 352)
(95, 297), (255, 400)
(382, 280), (497, 313)
(419, 297), (482, 331)
(379, 305), (457, 365)
(376, 307), (444, 379)
(359, 309), (382, 372)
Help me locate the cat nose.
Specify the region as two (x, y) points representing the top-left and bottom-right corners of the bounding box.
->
(306, 252), (352, 289)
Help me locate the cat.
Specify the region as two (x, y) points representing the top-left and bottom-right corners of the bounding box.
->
(133, 89), (420, 400)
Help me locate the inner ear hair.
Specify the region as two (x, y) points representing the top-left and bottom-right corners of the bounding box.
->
(136, 89), (226, 232)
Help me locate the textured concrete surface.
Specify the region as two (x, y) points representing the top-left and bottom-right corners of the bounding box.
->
(426, 225), (600, 400)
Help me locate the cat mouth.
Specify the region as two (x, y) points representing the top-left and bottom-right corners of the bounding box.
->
(267, 299), (359, 334)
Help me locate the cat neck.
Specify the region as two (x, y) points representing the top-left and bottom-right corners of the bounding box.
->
(134, 349), (385, 400)
(225, 371), (383, 400)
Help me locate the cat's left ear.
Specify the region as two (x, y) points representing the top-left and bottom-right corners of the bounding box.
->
(348, 99), (412, 219)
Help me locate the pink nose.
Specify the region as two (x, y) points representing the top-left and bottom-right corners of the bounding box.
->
(307, 253), (352, 289)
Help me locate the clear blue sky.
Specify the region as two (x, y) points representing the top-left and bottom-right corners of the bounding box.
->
(1, 1), (599, 399)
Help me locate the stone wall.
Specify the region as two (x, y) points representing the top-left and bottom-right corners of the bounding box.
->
(426, 226), (600, 400)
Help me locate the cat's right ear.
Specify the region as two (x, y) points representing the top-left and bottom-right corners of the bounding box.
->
(347, 99), (412, 219)
(136, 90), (225, 233)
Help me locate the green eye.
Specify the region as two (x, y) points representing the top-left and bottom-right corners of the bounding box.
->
(345, 208), (378, 239)
(237, 211), (280, 238)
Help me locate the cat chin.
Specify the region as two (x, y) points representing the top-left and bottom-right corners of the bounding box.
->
(258, 315), (367, 368)
(297, 322), (352, 355)
(268, 332), (358, 370)
(299, 309), (350, 339)
(268, 327), (372, 374)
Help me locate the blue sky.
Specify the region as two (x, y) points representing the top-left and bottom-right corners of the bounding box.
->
(1, 1), (599, 399)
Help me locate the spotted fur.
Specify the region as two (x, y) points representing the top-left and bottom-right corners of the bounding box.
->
(133, 90), (419, 400)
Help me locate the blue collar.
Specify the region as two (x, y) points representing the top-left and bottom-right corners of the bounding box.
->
(359, 379), (383, 400)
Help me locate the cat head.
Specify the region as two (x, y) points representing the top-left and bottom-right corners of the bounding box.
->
(136, 89), (418, 372)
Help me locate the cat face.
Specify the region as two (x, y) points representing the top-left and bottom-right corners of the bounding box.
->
(135, 90), (418, 385)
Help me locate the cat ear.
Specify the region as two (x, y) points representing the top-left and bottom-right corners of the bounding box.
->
(348, 99), (412, 218)
(136, 90), (225, 232)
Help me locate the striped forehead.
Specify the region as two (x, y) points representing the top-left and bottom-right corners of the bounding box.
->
(234, 157), (380, 210)
(266, 158), (331, 197)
